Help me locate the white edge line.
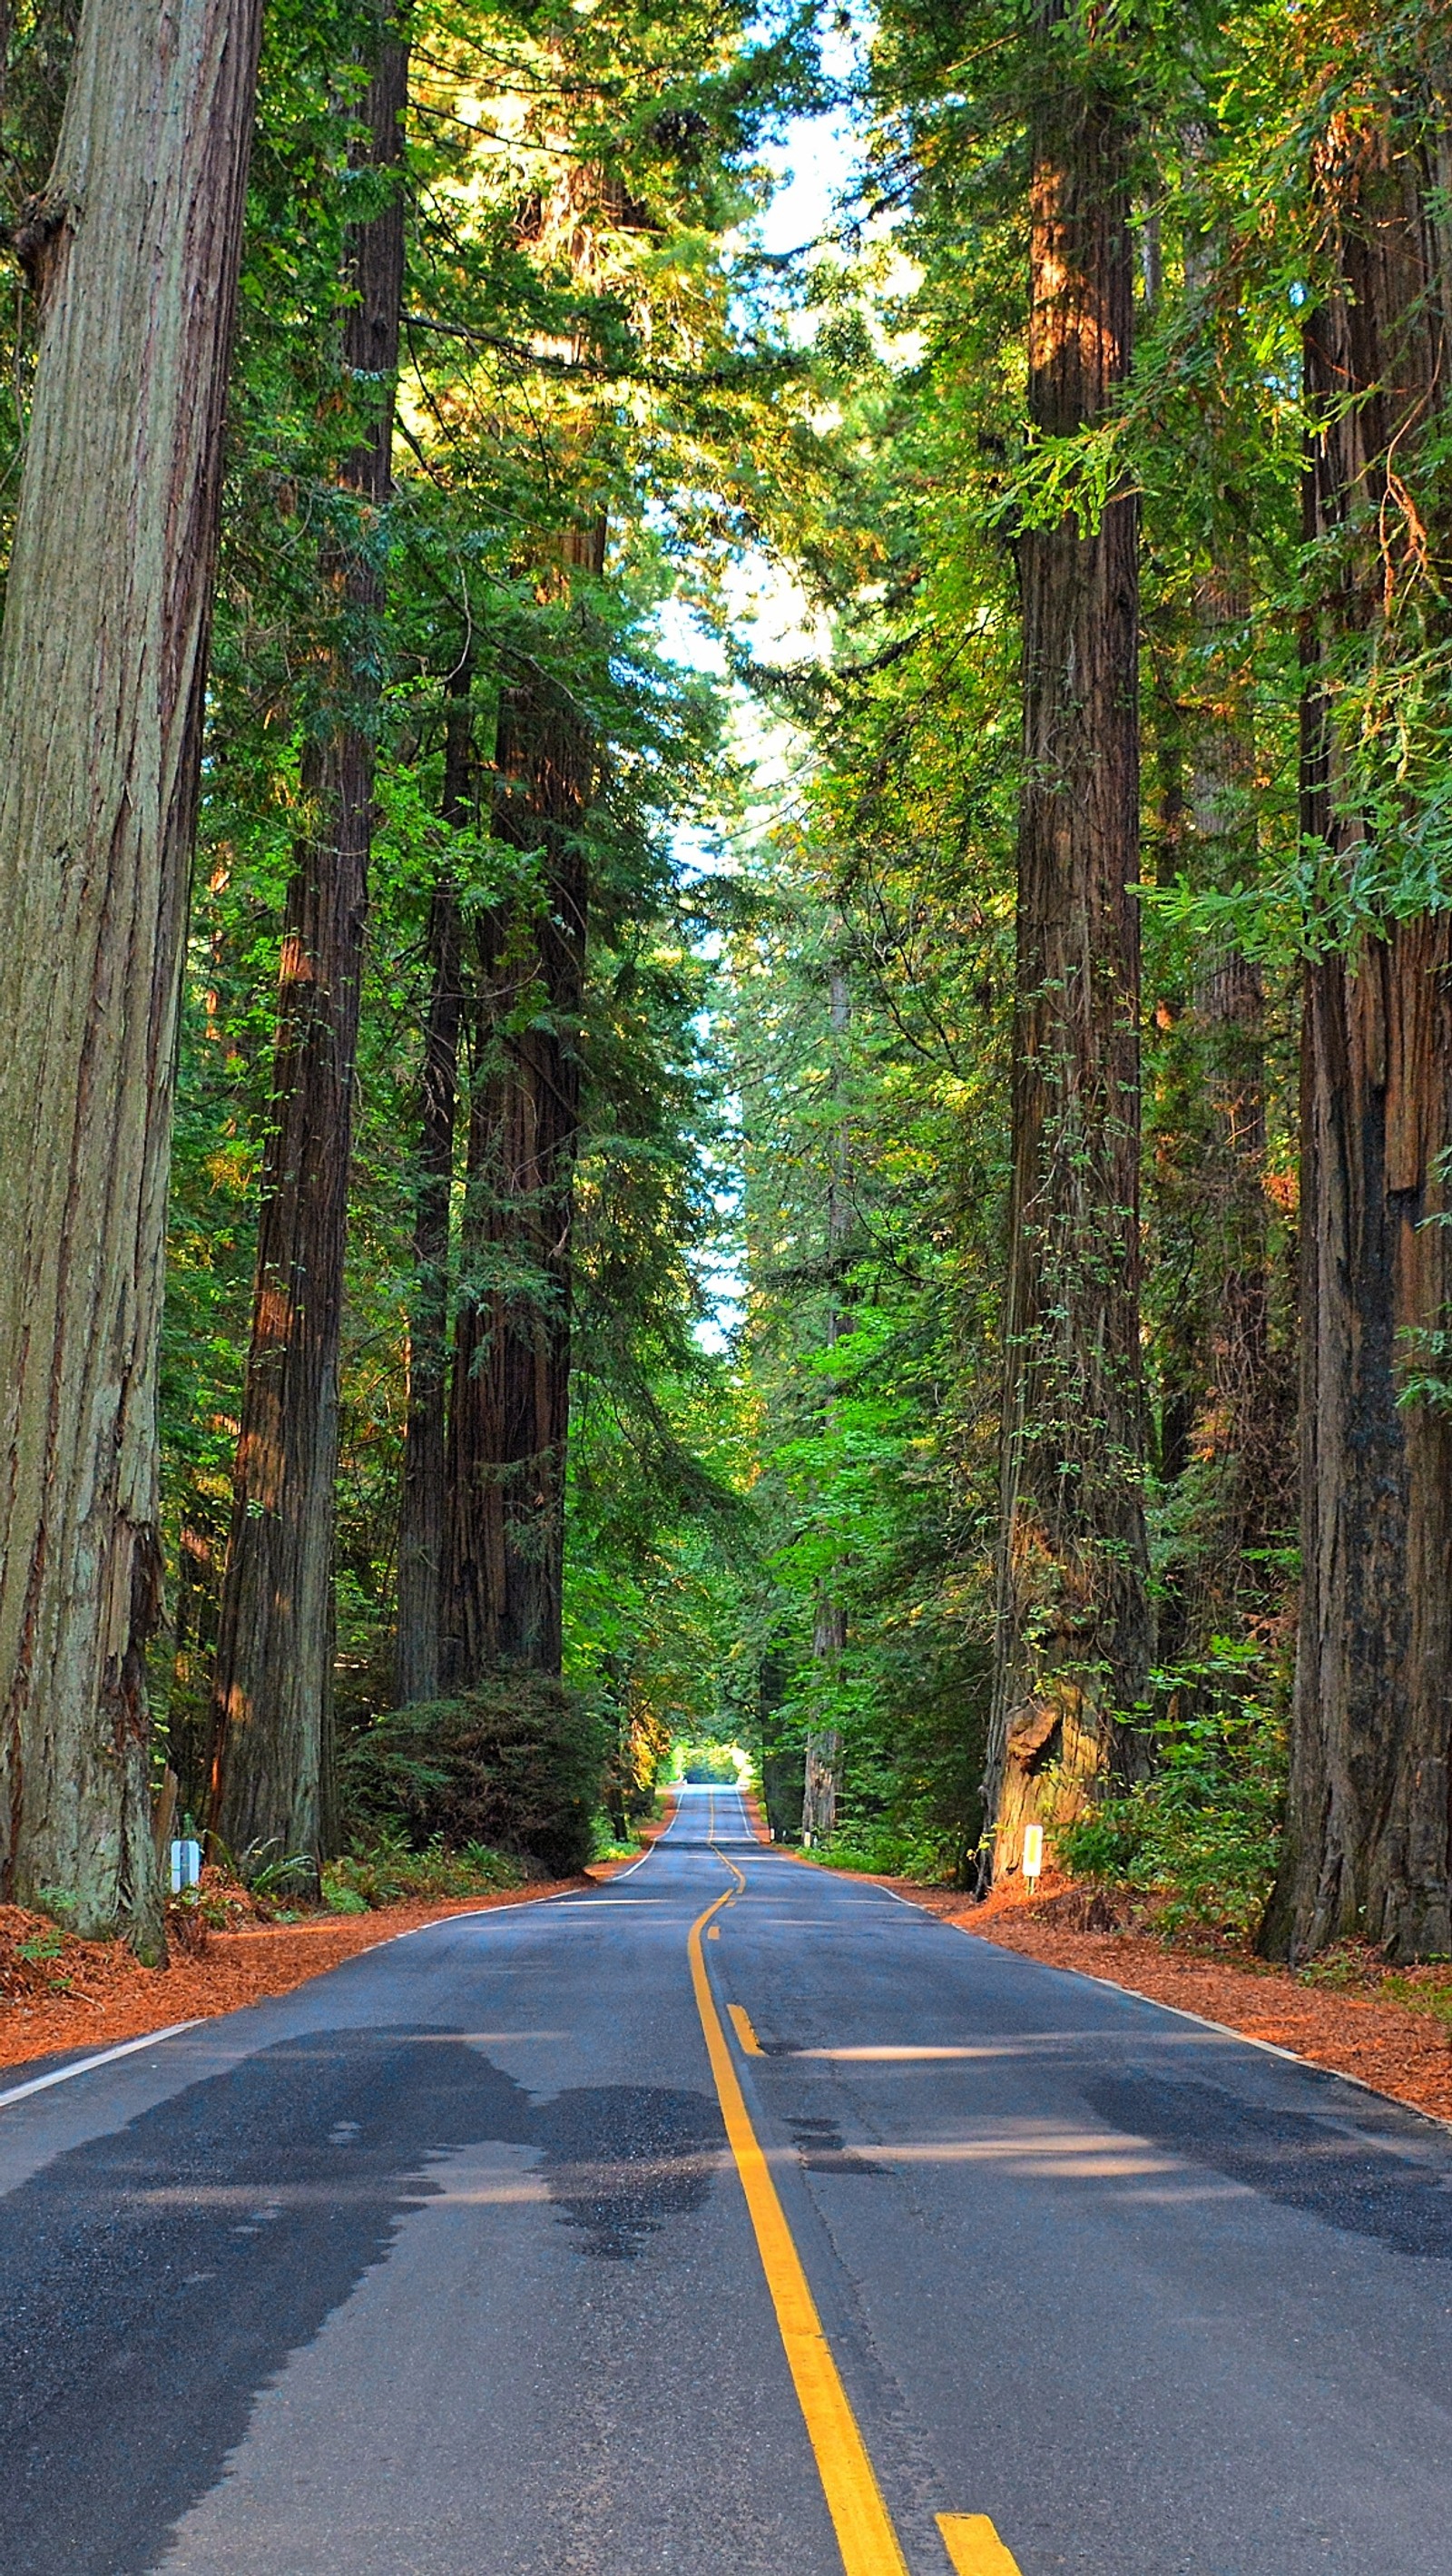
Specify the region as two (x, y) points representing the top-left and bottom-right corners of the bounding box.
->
(0, 1873), (602, 2109)
(595, 1781), (708, 1882)
(0, 2020), (202, 2112)
(0, 1792), (738, 2116)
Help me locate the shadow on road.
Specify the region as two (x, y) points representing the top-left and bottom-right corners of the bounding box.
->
(0, 2027), (722, 2576)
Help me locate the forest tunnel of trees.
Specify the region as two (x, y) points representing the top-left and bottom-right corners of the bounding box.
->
(0, 0), (1449, 1963)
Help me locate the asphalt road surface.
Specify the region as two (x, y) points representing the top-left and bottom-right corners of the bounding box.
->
(3, 1784), (1452, 2576)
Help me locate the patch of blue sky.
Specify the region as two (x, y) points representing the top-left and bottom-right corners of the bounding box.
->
(667, 15), (871, 1353)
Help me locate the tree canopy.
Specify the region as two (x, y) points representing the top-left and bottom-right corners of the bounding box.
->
(1, 0), (1449, 1958)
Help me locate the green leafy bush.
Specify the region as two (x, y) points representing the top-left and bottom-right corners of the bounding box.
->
(1057, 1643), (1287, 1937)
(816, 1822), (958, 1883)
(339, 1668), (610, 1879)
(321, 1831), (525, 1911)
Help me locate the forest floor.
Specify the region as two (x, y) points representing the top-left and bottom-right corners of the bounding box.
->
(855, 1864), (1452, 2127)
(0, 1803), (682, 2078)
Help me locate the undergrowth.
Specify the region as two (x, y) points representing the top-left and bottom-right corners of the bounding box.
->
(321, 1832), (527, 1912)
(815, 1822), (957, 1883)
(1056, 1642), (1288, 1938)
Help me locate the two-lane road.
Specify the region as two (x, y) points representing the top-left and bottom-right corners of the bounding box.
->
(3, 1785), (1451, 2575)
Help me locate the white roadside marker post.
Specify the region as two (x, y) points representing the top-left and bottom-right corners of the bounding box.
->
(1021, 1824), (1044, 1887)
(170, 1837), (202, 1894)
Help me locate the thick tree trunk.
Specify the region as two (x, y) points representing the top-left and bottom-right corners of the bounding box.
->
(802, 960), (852, 1844)
(210, 23), (407, 1865)
(1158, 556), (1283, 1664)
(0, 0), (261, 1950)
(800, 1601), (845, 1846)
(394, 670), (471, 1705)
(1264, 90), (1452, 1961)
(980, 38), (1149, 1884)
(443, 527), (603, 1686)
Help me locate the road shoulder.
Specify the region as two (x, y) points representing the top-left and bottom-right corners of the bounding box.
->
(781, 1857), (1452, 2127)
(0, 1882), (583, 2078)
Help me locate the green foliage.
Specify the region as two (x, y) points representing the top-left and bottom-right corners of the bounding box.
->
(815, 1823), (958, 1883)
(339, 1670), (612, 1877)
(230, 1844), (318, 1898)
(1058, 1646), (1289, 1937)
(322, 1831), (526, 1910)
(676, 1743), (741, 1783)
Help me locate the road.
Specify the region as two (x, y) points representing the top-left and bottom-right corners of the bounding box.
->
(2, 1783), (1452, 2576)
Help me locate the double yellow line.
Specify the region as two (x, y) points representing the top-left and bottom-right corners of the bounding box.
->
(688, 1845), (1025, 2576)
(688, 1854), (908, 2574)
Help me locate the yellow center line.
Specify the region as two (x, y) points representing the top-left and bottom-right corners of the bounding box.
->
(696, 1832), (1027, 2576)
(728, 2002), (765, 2056)
(937, 2515), (1023, 2575)
(689, 1845), (910, 2576)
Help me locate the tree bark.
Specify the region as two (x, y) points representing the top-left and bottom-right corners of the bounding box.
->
(979, 27), (1149, 1884)
(1162, 556), (1284, 1657)
(394, 664), (471, 1705)
(209, 20), (407, 1866)
(0, 0), (261, 1950)
(443, 525), (603, 1685)
(1264, 84), (1452, 1962)
(802, 960), (852, 1844)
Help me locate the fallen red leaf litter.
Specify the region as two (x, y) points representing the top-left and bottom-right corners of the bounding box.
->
(866, 1867), (1452, 2127)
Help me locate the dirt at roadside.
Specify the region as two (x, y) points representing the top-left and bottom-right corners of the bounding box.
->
(0, 1883), (582, 2077)
(858, 1868), (1452, 2126)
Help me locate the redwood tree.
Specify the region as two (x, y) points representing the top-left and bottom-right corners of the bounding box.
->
(801, 960), (853, 1846)
(394, 663), (472, 1705)
(1264, 64), (1452, 1962)
(0, 0), (262, 1949)
(979, 7), (1150, 1882)
(442, 543), (603, 1685)
(210, 14), (408, 1864)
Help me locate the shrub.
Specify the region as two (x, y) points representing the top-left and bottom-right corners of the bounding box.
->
(816, 1822), (958, 1883)
(339, 1667), (610, 1879)
(321, 1832), (525, 1910)
(1056, 1643), (1288, 1937)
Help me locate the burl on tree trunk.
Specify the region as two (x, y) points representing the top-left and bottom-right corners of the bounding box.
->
(1264, 86), (1452, 1961)
(0, 0), (261, 1951)
(210, 23), (407, 1867)
(979, 35), (1149, 1884)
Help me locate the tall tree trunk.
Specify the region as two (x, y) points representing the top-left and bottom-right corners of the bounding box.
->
(979, 25), (1149, 1884)
(394, 664), (471, 1705)
(443, 525), (603, 1686)
(1264, 83), (1452, 1963)
(1166, 556), (1282, 1654)
(0, 0), (261, 1950)
(209, 19), (407, 1865)
(801, 960), (851, 1845)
